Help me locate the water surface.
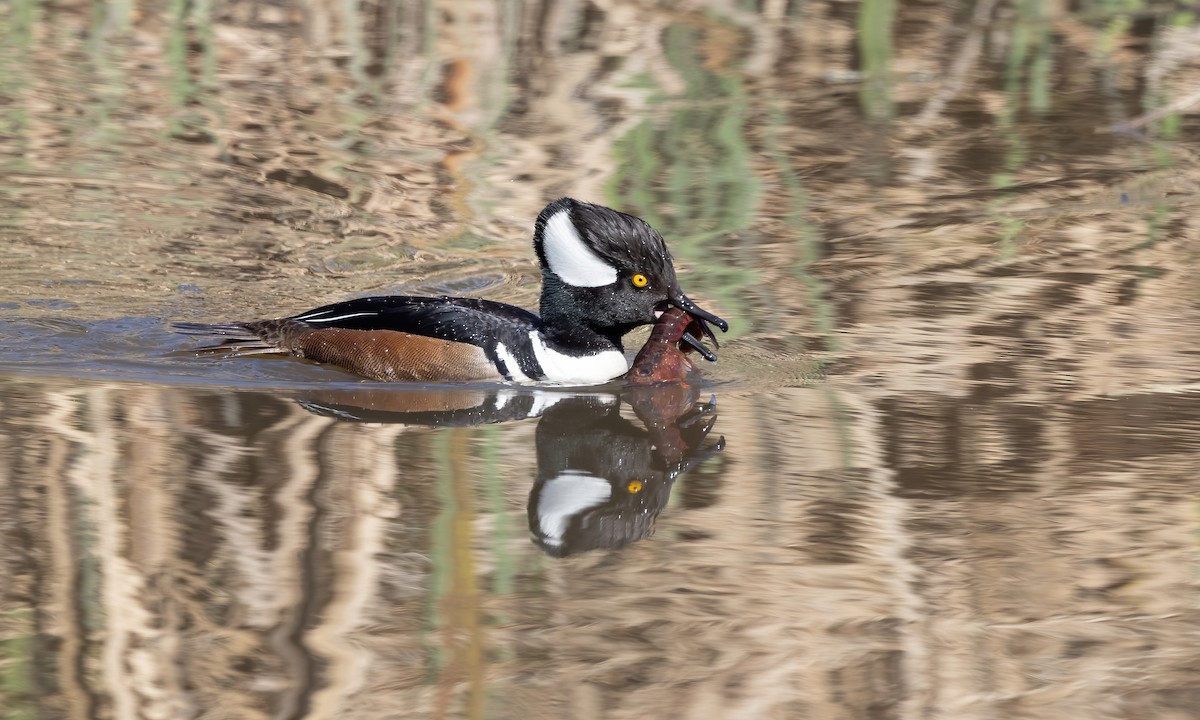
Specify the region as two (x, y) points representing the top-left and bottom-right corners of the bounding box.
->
(3, 1), (1200, 718)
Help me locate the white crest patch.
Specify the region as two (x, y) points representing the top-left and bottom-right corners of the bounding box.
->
(535, 471), (612, 547)
(542, 209), (619, 287)
(529, 331), (629, 385)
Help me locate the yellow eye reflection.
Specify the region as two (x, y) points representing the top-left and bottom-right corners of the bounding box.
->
(631, 273), (649, 288)
(627, 480), (644, 494)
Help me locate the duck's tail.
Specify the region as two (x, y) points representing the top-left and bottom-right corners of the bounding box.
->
(171, 321), (289, 356)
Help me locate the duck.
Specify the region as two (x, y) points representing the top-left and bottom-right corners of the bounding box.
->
(173, 198), (727, 385)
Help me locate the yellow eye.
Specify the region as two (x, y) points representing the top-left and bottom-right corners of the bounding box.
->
(631, 273), (649, 288)
(627, 480), (644, 494)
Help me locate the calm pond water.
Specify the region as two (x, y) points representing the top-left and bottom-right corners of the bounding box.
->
(3, 1), (1200, 718)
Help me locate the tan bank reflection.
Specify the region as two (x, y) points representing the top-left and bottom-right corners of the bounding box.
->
(1, 382), (724, 718)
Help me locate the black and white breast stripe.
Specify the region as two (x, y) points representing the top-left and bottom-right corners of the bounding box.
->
(486, 335), (541, 381)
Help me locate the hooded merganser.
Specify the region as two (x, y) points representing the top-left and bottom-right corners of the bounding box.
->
(174, 198), (727, 385)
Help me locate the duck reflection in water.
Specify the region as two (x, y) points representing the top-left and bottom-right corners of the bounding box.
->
(527, 387), (721, 556)
(298, 308), (725, 556)
(533, 307), (723, 555)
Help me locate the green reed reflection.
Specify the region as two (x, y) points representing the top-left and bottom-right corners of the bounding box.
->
(0, 0), (37, 170)
(443, 0), (523, 237)
(1142, 8), (1195, 139)
(426, 431), (454, 679)
(764, 102), (835, 354)
(0, 611), (35, 720)
(93, 0), (132, 39)
(1128, 7), (1195, 140)
(990, 0), (1054, 255)
(607, 18), (758, 335)
(479, 427), (514, 612)
(997, 0), (1052, 182)
(427, 429), (486, 718)
(857, 0), (896, 123)
(341, 0), (368, 99)
(166, 0), (218, 141)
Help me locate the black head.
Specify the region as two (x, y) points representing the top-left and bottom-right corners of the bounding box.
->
(532, 198), (727, 349)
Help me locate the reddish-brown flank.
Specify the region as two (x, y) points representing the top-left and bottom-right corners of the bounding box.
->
(286, 327), (496, 382)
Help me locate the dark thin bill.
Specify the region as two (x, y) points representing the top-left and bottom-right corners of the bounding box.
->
(671, 293), (729, 333)
(680, 331), (718, 362)
(696, 318), (720, 348)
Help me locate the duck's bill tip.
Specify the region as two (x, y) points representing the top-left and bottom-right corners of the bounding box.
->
(680, 331), (718, 362)
(670, 293), (728, 333)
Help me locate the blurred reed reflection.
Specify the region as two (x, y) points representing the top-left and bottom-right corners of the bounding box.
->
(5, 0), (1200, 717)
(4, 373), (1200, 719)
(0, 376), (727, 717)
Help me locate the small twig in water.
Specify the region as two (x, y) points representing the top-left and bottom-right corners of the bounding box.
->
(1109, 85), (1200, 133)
